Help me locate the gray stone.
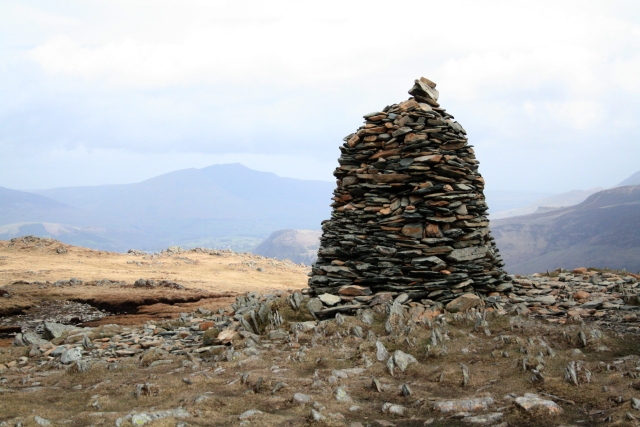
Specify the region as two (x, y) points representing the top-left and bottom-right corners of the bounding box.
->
(34, 417), (51, 426)
(358, 309), (374, 325)
(293, 393), (312, 404)
(447, 247), (487, 262)
(393, 350), (417, 372)
(433, 397), (495, 413)
(12, 333), (25, 347)
(44, 322), (80, 340)
(290, 321), (317, 332)
(375, 340), (389, 362)
(60, 347), (82, 364)
(238, 409), (263, 420)
(306, 298), (324, 313)
(311, 409), (325, 422)
(382, 402), (406, 416)
(22, 332), (47, 346)
(462, 413), (503, 424)
(335, 386), (352, 402)
(394, 293), (409, 305)
(319, 293), (341, 306)
(514, 393), (563, 415)
(75, 359), (91, 372)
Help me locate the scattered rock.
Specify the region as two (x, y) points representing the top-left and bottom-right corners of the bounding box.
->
(376, 340), (389, 362)
(515, 393), (563, 415)
(381, 402), (406, 416)
(60, 347), (82, 365)
(392, 350), (417, 372)
(446, 294), (482, 313)
(293, 393), (312, 404)
(34, 417), (51, 426)
(335, 386), (352, 403)
(433, 397), (494, 413)
(238, 409), (264, 420)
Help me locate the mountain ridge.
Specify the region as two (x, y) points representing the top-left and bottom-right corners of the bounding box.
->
(491, 185), (640, 274)
(1, 164), (334, 251)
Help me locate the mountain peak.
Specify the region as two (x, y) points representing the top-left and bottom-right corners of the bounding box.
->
(618, 170), (640, 187)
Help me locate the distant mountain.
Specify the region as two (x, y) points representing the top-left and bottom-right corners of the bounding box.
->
(484, 189), (554, 214)
(492, 185), (640, 274)
(253, 229), (321, 265)
(490, 188), (603, 220)
(1, 164), (334, 252)
(0, 186), (77, 224)
(618, 171), (640, 186)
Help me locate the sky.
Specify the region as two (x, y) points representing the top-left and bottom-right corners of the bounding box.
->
(1, 0), (639, 193)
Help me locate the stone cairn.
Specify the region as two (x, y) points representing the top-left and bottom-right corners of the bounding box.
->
(309, 77), (507, 305)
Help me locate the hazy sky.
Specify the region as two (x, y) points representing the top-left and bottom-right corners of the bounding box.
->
(1, 0), (639, 192)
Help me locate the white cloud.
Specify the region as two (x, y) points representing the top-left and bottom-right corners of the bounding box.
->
(1, 0), (640, 192)
(545, 100), (604, 130)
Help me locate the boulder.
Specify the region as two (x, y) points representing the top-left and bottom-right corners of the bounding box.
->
(514, 393), (563, 415)
(446, 293), (482, 313)
(319, 293), (341, 306)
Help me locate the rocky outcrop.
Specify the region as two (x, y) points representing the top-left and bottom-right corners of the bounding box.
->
(309, 77), (507, 303)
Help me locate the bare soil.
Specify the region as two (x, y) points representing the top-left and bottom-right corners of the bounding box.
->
(0, 238), (308, 330)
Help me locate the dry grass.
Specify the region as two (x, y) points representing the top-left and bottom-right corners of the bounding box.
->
(0, 239), (308, 322)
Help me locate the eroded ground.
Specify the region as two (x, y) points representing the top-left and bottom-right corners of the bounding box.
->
(0, 237), (309, 329)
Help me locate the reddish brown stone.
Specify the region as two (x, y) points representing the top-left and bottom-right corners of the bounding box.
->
(198, 321), (214, 331)
(425, 224), (442, 238)
(573, 290), (591, 300)
(338, 285), (372, 296)
(401, 223), (424, 238)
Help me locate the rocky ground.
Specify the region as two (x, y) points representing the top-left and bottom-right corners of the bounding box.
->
(2, 263), (640, 426)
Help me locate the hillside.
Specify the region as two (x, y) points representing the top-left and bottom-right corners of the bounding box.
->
(489, 188), (602, 219)
(618, 170), (640, 186)
(253, 229), (321, 265)
(492, 185), (640, 274)
(0, 164), (334, 252)
(0, 187), (78, 224)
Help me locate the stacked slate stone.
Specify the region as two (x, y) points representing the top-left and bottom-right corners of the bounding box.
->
(309, 77), (507, 304)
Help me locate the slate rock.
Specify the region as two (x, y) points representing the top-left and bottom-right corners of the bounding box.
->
(306, 298), (324, 313)
(393, 350), (417, 372)
(61, 347), (82, 364)
(514, 393), (563, 415)
(376, 340), (389, 362)
(446, 293), (482, 313)
(335, 386), (352, 402)
(319, 293), (341, 306)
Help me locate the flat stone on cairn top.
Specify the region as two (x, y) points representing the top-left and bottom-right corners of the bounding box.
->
(308, 77), (507, 304)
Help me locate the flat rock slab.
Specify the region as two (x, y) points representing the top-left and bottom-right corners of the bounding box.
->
(316, 304), (363, 318)
(446, 293), (482, 313)
(433, 396), (494, 413)
(515, 393), (563, 415)
(319, 293), (341, 306)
